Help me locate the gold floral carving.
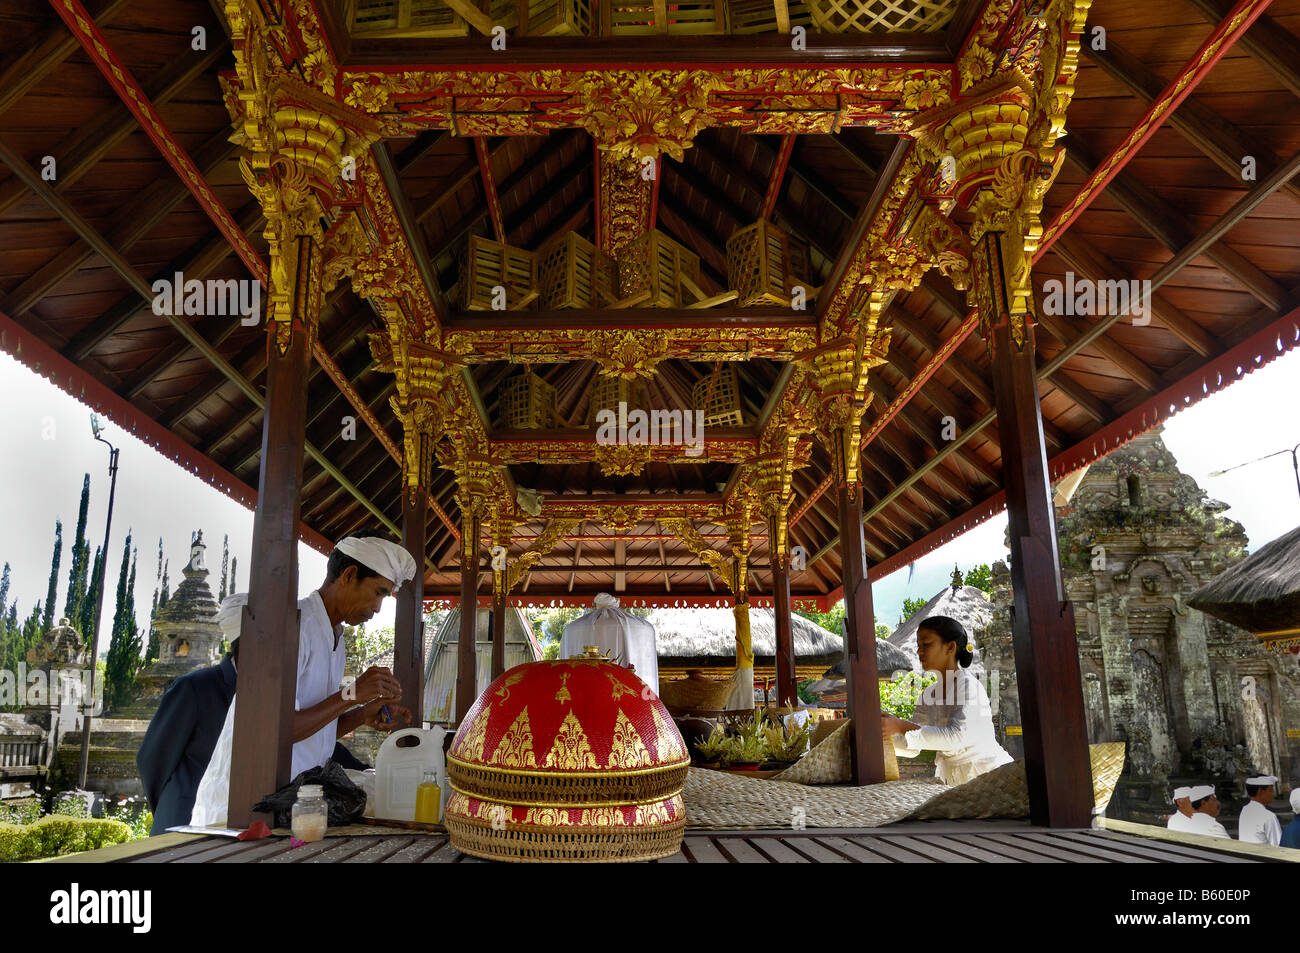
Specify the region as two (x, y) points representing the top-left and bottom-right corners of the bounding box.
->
(593, 443), (652, 477)
(545, 711), (598, 770)
(595, 505), (644, 534)
(606, 711), (653, 769)
(555, 672), (572, 703)
(506, 518), (581, 592)
(590, 329), (670, 379)
(490, 707), (538, 769)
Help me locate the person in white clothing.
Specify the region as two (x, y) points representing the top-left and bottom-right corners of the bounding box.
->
(191, 531), (416, 827)
(880, 616), (1013, 786)
(1166, 786), (1196, 832)
(1237, 774), (1282, 846)
(1182, 785), (1229, 838)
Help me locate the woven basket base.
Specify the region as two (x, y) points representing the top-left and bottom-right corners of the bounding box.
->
(446, 814), (686, 863)
(448, 760), (690, 804)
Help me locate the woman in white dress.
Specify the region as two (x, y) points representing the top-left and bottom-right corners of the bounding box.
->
(880, 616), (1013, 786)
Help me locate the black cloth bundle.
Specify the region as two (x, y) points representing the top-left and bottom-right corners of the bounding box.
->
(252, 759), (367, 828)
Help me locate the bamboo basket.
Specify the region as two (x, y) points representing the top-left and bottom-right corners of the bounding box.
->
(459, 235), (537, 311)
(691, 365), (743, 427)
(617, 230), (701, 308)
(726, 220), (810, 307)
(807, 0), (959, 33)
(727, 0), (815, 33)
(585, 375), (647, 427)
(659, 670), (737, 711)
(538, 232), (616, 310)
(350, 0), (471, 37)
(602, 0), (726, 34)
(499, 369), (559, 429)
(521, 0), (594, 34)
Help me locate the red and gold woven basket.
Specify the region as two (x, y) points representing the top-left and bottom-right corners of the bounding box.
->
(445, 656), (690, 862)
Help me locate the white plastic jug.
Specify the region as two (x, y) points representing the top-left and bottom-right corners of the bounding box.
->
(374, 726), (447, 822)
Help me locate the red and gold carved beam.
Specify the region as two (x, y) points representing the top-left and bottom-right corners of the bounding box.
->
(441, 311), (818, 365)
(341, 65), (956, 142)
(474, 136), (506, 242)
(761, 135), (796, 220)
(491, 428), (758, 466)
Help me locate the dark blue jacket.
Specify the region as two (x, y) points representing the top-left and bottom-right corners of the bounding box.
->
(136, 656), (236, 835)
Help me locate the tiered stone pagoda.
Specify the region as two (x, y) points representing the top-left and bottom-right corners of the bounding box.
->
(981, 429), (1300, 813)
(122, 531), (224, 718)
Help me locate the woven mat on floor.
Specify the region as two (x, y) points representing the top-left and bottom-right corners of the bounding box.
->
(684, 743), (1127, 830)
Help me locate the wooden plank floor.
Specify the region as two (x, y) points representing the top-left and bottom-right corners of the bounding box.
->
(115, 821), (1277, 863)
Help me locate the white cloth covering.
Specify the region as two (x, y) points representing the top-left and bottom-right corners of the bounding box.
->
(1188, 784), (1216, 801)
(1172, 786), (1193, 801)
(559, 593), (659, 694)
(890, 667), (1014, 786)
(1184, 810), (1229, 839)
(190, 590), (347, 827)
(335, 536), (416, 592)
(1167, 810), (1196, 833)
(1245, 774), (1278, 786)
(1237, 799), (1282, 846)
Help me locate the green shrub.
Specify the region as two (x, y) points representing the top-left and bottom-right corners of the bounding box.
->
(0, 815), (131, 862)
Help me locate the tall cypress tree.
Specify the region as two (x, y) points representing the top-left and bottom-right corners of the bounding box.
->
(42, 520), (62, 635)
(0, 564), (9, 671)
(229, 556), (237, 595)
(64, 474), (91, 623)
(158, 559), (170, 609)
(219, 534), (229, 601)
(105, 534), (141, 712)
(78, 545), (103, 646)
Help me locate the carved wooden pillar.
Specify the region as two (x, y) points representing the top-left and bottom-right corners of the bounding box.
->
(455, 508), (481, 723)
(813, 336), (887, 784)
(769, 509), (796, 707)
(228, 228), (321, 828)
(394, 485), (427, 724)
(490, 514), (512, 679)
(976, 227), (1092, 826)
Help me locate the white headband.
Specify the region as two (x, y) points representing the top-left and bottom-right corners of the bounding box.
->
(214, 592), (248, 641)
(335, 536), (417, 592)
(1246, 775), (1278, 786)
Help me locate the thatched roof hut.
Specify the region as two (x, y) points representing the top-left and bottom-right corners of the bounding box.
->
(648, 607), (840, 668)
(1188, 523), (1300, 636)
(882, 585), (994, 678)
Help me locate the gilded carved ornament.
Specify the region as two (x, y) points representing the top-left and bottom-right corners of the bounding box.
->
(505, 519), (582, 593)
(591, 329), (671, 380)
(593, 443), (653, 477)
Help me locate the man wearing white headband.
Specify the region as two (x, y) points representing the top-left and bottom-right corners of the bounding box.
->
(191, 531), (416, 827)
(1182, 785), (1228, 839)
(1166, 786), (1195, 833)
(1238, 774), (1282, 846)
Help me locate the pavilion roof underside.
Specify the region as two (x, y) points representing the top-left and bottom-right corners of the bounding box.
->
(0, 0), (1298, 608)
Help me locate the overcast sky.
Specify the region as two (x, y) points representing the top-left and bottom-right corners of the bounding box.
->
(1, 346), (1297, 646)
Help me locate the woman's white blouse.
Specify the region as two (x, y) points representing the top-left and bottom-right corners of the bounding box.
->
(891, 668), (1014, 786)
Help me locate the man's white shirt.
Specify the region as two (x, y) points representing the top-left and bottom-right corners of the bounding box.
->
(1237, 799), (1282, 846)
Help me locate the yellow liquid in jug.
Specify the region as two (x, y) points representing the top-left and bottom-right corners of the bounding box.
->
(415, 781), (441, 824)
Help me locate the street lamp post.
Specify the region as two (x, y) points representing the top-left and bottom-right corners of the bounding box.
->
(1210, 441), (1300, 501)
(77, 413), (119, 790)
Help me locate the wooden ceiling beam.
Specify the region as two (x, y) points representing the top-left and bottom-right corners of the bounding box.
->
(1050, 233), (1218, 358)
(415, 137), (514, 227)
(1083, 38), (1300, 208)
(0, 0), (132, 117)
(762, 135), (796, 220)
(504, 151), (592, 239)
(34, 135), (240, 354)
(0, 40), (227, 220)
(1064, 142), (1287, 312)
(474, 137), (506, 241)
(0, 131), (396, 534)
(1183, 0), (1300, 98)
(344, 34), (952, 69)
(1033, 308), (1163, 394)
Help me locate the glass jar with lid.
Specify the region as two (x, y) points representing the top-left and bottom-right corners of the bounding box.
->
(291, 784), (328, 842)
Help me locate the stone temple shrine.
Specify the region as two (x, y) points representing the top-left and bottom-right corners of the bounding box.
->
(981, 428), (1300, 820)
